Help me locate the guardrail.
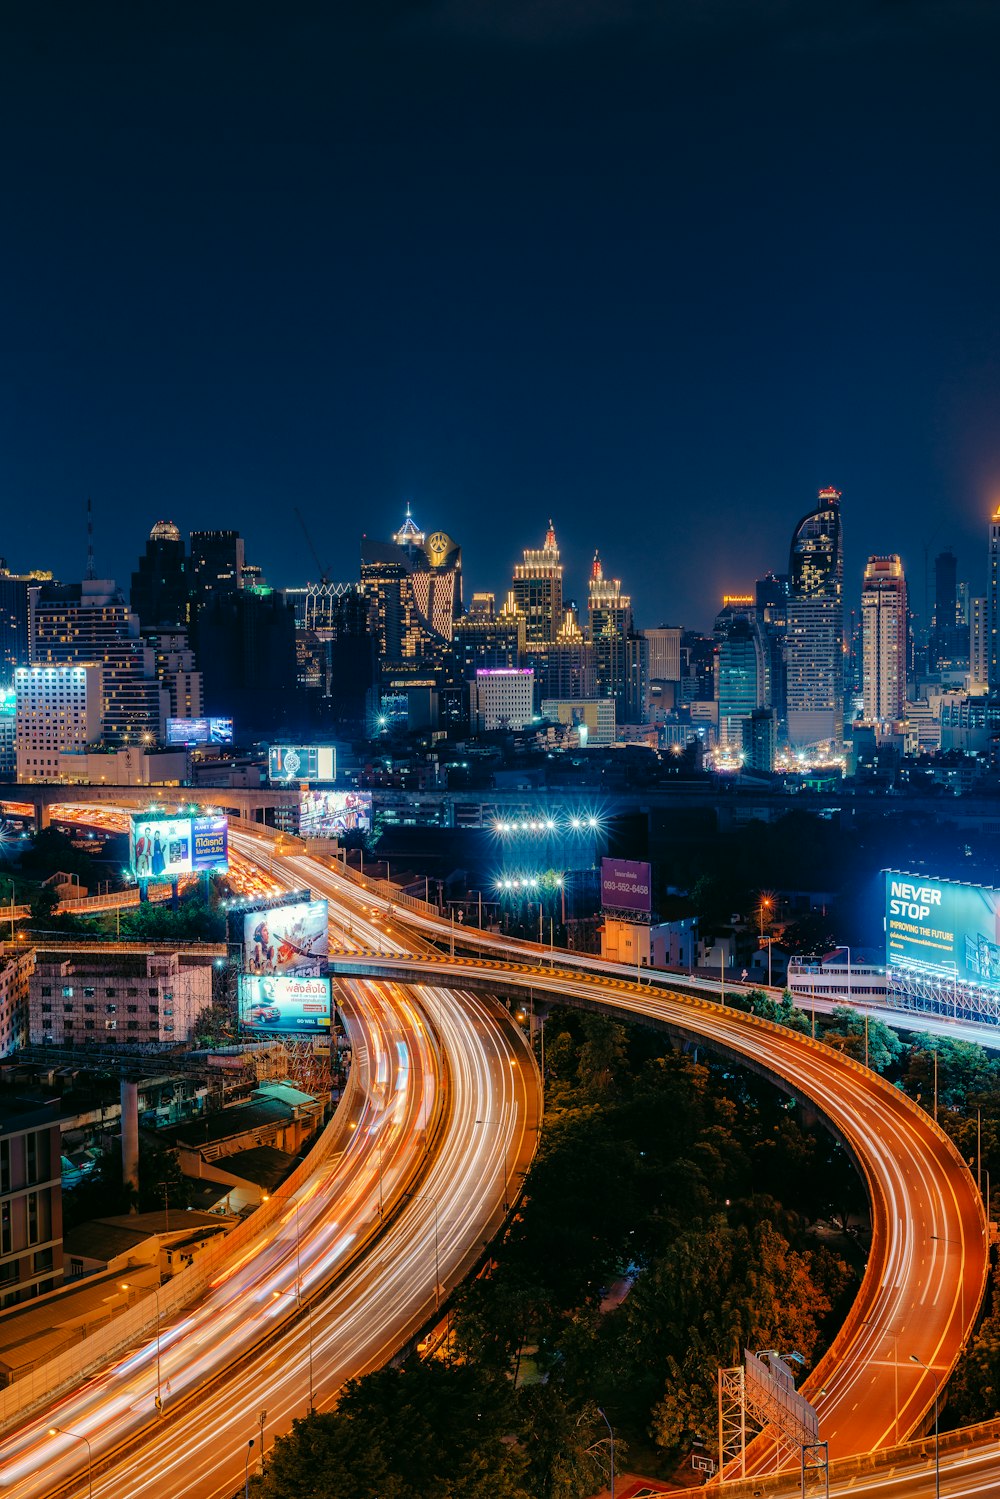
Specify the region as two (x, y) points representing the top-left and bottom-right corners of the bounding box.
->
(0, 1046), (366, 1432)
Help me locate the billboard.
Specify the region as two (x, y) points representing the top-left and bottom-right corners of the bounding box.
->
(166, 718), (234, 746)
(269, 745), (336, 784)
(129, 812), (229, 881)
(601, 856), (652, 915)
(239, 975), (332, 1034)
(886, 871), (1000, 985)
(0, 689), (14, 719)
(243, 898), (329, 977)
(299, 788), (372, 839)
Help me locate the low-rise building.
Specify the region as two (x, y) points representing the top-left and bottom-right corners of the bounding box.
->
(0, 947), (34, 1058)
(787, 949), (889, 1006)
(540, 697), (615, 746)
(30, 949), (214, 1047)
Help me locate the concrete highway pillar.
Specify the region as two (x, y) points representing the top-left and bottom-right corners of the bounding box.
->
(121, 1078), (140, 1201)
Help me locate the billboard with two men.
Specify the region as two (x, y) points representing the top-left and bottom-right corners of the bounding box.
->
(130, 811), (229, 881)
(885, 870), (1000, 986)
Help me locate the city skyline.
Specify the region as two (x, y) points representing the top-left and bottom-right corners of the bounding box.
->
(3, 6), (1000, 627)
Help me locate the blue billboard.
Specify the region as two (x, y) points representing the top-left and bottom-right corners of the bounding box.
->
(885, 871), (1000, 985)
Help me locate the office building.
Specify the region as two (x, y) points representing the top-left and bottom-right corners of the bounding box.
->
(0, 1098), (63, 1307)
(588, 552), (634, 721)
(31, 581), (166, 747)
(742, 707), (777, 772)
(143, 631), (203, 722)
(717, 617), (769, 747)
(511, 523), (563, 645)
(861, 555), (907, 725)
(15, 666), (103, 782)
(361, 508), (462, 678)
(971, 596), (988, 691)
(469, 667), (534, 733)
(189, 530), (245, 603)
(785, 488), (844, 750)
(0, 568), (32, 688)
(453, 592), (525, 677)
(531, 612), (594, 701)
(643, 626), (682, 685)
(196, 589), (298, 738)
(130, 522), (189, 630)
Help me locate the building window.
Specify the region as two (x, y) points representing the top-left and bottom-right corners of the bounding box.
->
(83, 987), (95, 998)
(105, 988), (116, 998)
(26, 1192), (38, 1245)
(106, 1004), (117, 1015)
(40, 1003), (51, 1014)
(40, 987), (51, 998)
(83, 1004), (95, 1014)
(2, 1200), (13, 1255)
(33, 1248), (52, 1274)
(25, 1132), (40, 1185)
(0, 1140), (9, 1195)
(61, 986), (73, 998)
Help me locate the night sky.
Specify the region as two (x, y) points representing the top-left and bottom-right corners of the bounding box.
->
(3, 2), (1000, 630)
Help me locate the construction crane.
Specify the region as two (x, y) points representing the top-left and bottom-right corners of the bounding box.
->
(295, 507), (332, 586)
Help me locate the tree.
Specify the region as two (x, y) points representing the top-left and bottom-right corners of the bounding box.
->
(191, 1002), (236, 1046)
(823, 1007), (903, 1074)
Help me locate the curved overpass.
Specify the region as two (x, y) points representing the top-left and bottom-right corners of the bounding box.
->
(324, 950), (989, 1468)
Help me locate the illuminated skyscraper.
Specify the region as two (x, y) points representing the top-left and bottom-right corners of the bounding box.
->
(971, 595), (988, 690)
(588, 551), (634, 722)
(360, 506), (462, 681)
(989, 507), (1000, 691)
(861, 555), (907, 724)
(512, 522), (563, 645)
(785, 488), (844, 750)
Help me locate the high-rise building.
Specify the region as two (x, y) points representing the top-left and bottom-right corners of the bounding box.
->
(189, 530), (245, 603)
(530, 611), (594, 701)
(469, 667), (534, 732)
(0, 1099), (64, 1305)
(196, 589), (298, 738)
(742, 707), (777, 772)
(361, 508), (462, 681)
(643, 626), (682, 684)
(588, 552), (634, 721)
(785, 488), (844, 750)
(861, 555), (907, 725)
(932, 549), (957, 665)
(971, 596), (988, 691)
(755, 572), (788, 729)
(453, 592), (525, 678)
(511, 523), (563, 646)
(717, 617), (769, 746)
(144, 631), (203, 721)
(15, 665), (103, 781)
(130, 522), (189, 629)
(0, 567), (32, 688)
(31, 582), (166, 747)
(989, 508), (1000, 692)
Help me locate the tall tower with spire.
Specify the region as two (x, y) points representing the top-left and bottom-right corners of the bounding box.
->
(588, 550), (635, 720)
(512, 521), (563, 645)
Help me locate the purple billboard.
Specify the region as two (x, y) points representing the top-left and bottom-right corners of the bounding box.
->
(601, 857), (652, 915)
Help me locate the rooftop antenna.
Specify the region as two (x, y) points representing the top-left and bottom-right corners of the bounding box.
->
(86, 496), (95, 581)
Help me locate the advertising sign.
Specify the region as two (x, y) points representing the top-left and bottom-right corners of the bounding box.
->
(129, 812), (229, 881)
(238, 974), (332, 1034)
(600, 856), (652, 915)
(269, 745), (336, 785)
(242, 898), (329, 977)
(299, 788), (372, 838)
(0, 689), (15, 719)
(166, 718), (233, 746)
(885, 871), (1000, 985)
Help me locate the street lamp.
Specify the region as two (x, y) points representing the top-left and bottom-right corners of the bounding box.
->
(121, 1280), (163, 1412)
(909, 1355), (939, 1499)
(597, 1407), (616, 1499)
(49, 1427), (93, 1499)
(245, 1437), (256, 1499)
(271, 1287), (315, 1409)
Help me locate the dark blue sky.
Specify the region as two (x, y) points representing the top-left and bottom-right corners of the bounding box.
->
(3, 1), (1000, 630)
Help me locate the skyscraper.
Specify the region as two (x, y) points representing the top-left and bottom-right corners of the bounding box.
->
(360, 507), (462, 681)
(130, 521), (189, 630)
(861, 555), (907, 725)
(785, 488), (844, 750)
(189, 530), (245, 603)
(971, 595), (988, 690)
(0, 568), (31, 687)
(932, 549), (957, 667)
(717, 617), (769, 747)
(989, 507), (1000, 691)
(511, 523), (563, 645)
(588, 551), (634, 723)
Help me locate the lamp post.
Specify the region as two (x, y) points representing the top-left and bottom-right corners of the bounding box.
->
(597, 1406), (616, 1499)
(272, 1286), (315, 1410)
(49, 1427), (93, 1499)
(909, 1355), (939, 1499)
(245, 1437), (256, 1499)
(121, 1280), (163, 1411)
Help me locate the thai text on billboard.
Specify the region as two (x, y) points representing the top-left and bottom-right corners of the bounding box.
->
(269, 745), (336, 784)
(299, 789), (372, 838)
(129, 812), (229, 881)
(601, 856), (652, 914)
(242, 898), (329, 977)
(238, 975), (332, 1034)
(885, 871), (1000, 985)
